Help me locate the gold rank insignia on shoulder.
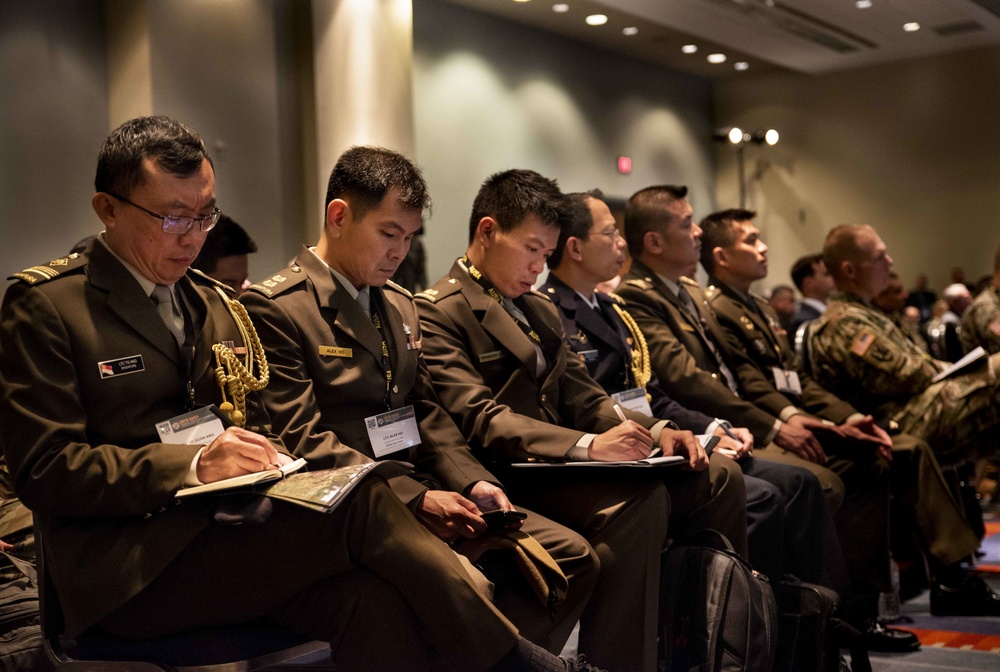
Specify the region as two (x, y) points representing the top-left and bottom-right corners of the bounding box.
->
(740, 315), (755, 331)
(570, 330), (588, 344)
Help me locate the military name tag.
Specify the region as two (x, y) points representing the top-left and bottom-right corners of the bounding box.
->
(578, 349), (599, 363)
(771, 367), (802, 395)
(479, 350), (505, 363)
(319, 346), (353, 358)
(613, 387), (653, 416)
(98, 355), (144, 379)
(365, 405), (421, 458)
(156, 406), (225, 446)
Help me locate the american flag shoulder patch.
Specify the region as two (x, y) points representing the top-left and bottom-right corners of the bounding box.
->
(850, 330), (876, 357)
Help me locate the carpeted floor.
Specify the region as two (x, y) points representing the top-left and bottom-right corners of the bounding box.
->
(856, 516), (1000, 670)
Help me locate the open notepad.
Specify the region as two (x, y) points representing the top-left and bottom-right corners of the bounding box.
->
(176, 457), (308, 499)
(931, 346), (986, 384)
(510, 435), (720, 468)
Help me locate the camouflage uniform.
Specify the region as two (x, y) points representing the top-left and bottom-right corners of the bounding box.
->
(809, 291), (1000, 464)
(960, 286), (1000, 355)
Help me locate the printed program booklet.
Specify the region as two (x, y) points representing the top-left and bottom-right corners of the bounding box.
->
(177, 460), (412, 513)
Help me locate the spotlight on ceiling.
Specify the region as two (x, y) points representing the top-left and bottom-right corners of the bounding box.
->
(681, 44), (698, 54)
(585, 14), (608, 26)
(734, 62), (749, 71)
(707, 53), (727, 64)
(553, 3), (569, 12)
(903, 22), (920, 32)
(622, 26), (639, 36)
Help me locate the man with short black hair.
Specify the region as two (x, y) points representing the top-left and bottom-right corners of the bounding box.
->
(242, 146), (599, 654)
(192, 214), (258, 295)
(789, 253), (834, 335)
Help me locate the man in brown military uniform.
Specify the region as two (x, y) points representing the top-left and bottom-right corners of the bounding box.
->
(810, 223), (1000, 616)
(241, 146), (598, 653)
(701, 209), (992, 620)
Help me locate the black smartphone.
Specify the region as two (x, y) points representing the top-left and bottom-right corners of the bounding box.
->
(481, 509), (528, 528)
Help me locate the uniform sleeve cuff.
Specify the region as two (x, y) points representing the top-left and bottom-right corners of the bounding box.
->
(568, 434), (597, 461)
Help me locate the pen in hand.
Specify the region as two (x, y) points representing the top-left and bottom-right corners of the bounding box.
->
(613, 404), (628, 423)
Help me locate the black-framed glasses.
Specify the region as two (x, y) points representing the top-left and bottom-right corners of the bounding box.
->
(107, 192), (221, 235)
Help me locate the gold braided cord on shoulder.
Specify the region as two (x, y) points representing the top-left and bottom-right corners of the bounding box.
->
(613, 304), (651, 396)
(211, 287), (269, 427)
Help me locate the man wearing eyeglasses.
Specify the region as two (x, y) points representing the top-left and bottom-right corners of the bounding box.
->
(0, 116), (598, 672)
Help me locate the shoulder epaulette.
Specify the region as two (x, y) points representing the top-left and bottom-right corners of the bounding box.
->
(529, 289), (552, 303)
(679, 276), (699, 288)
(384, 279), (413, 299)
(247, 265), (306, 298)
(623, 277), (653, 290)
(187, 267), (232, 293)
(415, 276), (462, 303)
(604, 292), (626, 305)
(9, 252), (87, 285)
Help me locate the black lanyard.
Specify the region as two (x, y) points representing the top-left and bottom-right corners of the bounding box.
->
(367, 289), (394, 411)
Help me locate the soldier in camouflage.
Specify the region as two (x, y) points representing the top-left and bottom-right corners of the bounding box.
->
(960, 242), (1000, 355)
(809, 224), (1000, 468)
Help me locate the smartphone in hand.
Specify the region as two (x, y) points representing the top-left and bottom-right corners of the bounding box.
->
(480, 509), (527, 529)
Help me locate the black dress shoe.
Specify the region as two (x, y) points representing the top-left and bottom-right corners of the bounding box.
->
(861, 621), (921, 653)
(931, 575), (1000, 617)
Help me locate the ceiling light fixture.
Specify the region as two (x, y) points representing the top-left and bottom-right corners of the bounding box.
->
(855, 0), (873, 8)
(707, 53), (727, 64)
(585, 14), (608, 26)
(903, 22), (920, 32)
(734, 62), (749, 71)
(681, 44), (698, 54)
(552, 3), (569, 12)
(513, 0), (531, 3)
(622, 26), (639, 36)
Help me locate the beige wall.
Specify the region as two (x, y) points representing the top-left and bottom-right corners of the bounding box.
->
(715, 46), (1000, 294)
(413, 0), (717, 281)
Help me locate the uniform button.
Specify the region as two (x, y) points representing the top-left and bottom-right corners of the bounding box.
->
(291, 266), (301, 273)
(711, 373), (718, 379)
(540, 394), (547, 403)
(392, 384), (399, 394)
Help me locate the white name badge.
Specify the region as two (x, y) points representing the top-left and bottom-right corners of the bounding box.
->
(156, 406), (226, 446)
(613, 387), (653, 416)
(365, 405), (421, 458)
(771, 367), (803, 395)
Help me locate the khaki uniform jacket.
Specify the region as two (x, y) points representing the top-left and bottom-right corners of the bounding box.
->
(706, 278), (857, 423)
(0, 242), (272, 636)
(617, 261), (778, 444)
(960, 286), (1000, 355)
(241, 247), (498, 504)
(415, 260), (658, 464)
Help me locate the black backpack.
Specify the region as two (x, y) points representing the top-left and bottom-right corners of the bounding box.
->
(0, 498), (44, 672)
(659, 530), (778, 672)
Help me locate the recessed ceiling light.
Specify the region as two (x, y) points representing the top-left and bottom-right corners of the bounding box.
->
(552, 3), (569, 12)
(681, 44), (698, 54)
(585, 14), (608, 26)
(513, 0), (531, 3)
(707, 53), (727, 64)
(903, 22), (920, 32)
(734, 62), (749, 71)
(855, 0), (873, 8)
(622, 26), (639, 36)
